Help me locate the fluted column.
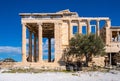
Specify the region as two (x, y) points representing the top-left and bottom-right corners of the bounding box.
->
(86, 20), (91, 35)
(96, 20), (100, 36)
(22, 23), (27, 63)
(68, 20), (72, 40)
(117, 31), (119, 41)
(29, 30), (32, 62)
(106, 20), (111, 44)
(48, 37), (51, 62)
(38, 23), (43, 62)
(111, 31), (112, 42)
(36, 36), (38, 61)
(78, 20), (82, 34)
(117, 31), (119, 35)
(34, 33), (37, 62)
(106, 20), (111, 27)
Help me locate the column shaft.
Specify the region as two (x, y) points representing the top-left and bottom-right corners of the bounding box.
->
(78, 20), (82, 34)
(86, 20), (90, 35)
(117, 31), (119, 35)
(29, 31), (32, 62)
(38, 23), (42, 62)
(106, 20), (111, 44)
(106, 20), (111, 27)
(110, 31), (112, 42)
(96, 20), (100, 36)
(68, 20), (72, 40)
(34, 33), (37, 62)
(48, 38), (51, 62)
(22, 23), (27, 62)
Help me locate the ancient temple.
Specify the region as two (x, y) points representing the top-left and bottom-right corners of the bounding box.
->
(18, 9), (120, 68)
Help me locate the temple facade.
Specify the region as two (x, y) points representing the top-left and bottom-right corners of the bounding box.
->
(18, 9), (120, 68)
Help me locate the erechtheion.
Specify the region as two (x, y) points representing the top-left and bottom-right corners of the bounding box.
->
(18, 9), (120, 69)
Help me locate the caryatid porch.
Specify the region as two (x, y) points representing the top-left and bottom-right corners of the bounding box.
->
(20, 10), (111, 67)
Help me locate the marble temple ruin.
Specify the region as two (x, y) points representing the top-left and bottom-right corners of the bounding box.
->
(18, 9), (120, 69)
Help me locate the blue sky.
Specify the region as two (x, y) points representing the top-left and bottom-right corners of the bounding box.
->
(0, 0), (120, 61)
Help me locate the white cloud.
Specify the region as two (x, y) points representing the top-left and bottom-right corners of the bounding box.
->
(0, 46), (21, 54)
(0, 38), (55, 56)
(43, 38), (54, 52)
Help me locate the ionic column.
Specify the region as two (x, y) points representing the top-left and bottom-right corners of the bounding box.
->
(106, 20), (111, 27)
(106, 20), (111, 44)
(22, 23), (27, 63)
(117, 31), (119, 41)
(48, 37), (51, 62)
(86, 20), (91, 35)
(29, 30), (32, 62)
(68, 20), (72, 40)
(34, 33), (37, 62)
(38, 23), (43, 62)
(111, 31), (112, 42)
(117, 31), (119, 36)
(78, 20), (82, 34)
(96, 20), (100, 36)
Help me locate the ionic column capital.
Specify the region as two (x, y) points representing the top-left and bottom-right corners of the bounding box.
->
(106, 19), (111, 21)
(96, 20), (100, 24)
(77, 19), (81, 23)
(22, 22), (27, 25)
(106, 19), (111, 27)
(85, 19), (91, 25)
(22, 23), (27, 29)
(68, 20), (71, 23)
(96, 19), (100, 22)
(55, 22), (62, 26)
(87, 19), (91, 22)
(37, 22), (43, 26)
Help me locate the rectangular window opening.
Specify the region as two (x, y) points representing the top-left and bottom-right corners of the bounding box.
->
(73, 26), (78, 34)
(91, 25), (96, 34)
(82, 26), (87, 35)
